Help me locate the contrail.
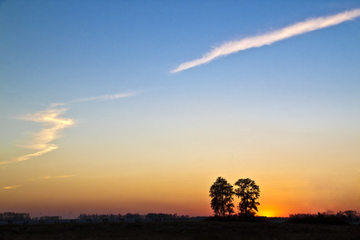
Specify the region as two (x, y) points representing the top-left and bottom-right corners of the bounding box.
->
(50, 92), (137, 107)
(171, 8), (360, 73)
(73, 92), (136, 103)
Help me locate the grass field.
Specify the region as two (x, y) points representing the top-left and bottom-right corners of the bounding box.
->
(1, 221), (359, 240)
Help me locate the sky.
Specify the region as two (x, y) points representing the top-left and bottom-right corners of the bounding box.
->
(1, 0), (360, 218)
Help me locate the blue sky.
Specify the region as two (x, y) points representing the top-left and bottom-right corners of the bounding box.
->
(2, 1), (359, 111)
(1, 1), (360, 217)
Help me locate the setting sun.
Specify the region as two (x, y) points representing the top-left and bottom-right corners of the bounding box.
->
(258, 210), (277, 218)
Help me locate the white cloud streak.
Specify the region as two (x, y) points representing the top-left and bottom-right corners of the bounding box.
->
(50, 102), (67, 108)
(14, 108), (74, 163)
(48, 92), (136, 108)
(0, 92), (137, 166)
(73, 92), (136, 103)
(16, 146), (59, 162)
(171, 8), (360, 73)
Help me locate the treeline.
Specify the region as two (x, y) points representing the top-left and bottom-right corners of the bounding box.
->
(32, 216), (62, 221)
(78, 213), (190, 220)
(78, 214), (122, 220)
(289, 210), (360, 224)
(145, 213), (190, 220)
(0, 212), (189, 221)
(0, 212), (61, 221)
(0, 212), (30, 221)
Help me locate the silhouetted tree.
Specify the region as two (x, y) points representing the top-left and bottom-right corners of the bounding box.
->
(344, 210), (358, 222)
(234, 178), (260, 217)
(209, 177), (234, 217)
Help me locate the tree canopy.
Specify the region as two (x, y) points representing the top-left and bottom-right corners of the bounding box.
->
(234, 178), (260, 217)
(209, 177), (234, 217)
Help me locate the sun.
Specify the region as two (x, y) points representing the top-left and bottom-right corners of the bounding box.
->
(258, 210), (277, 218)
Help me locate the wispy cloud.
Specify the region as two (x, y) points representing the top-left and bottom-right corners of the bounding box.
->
(0, 108), (75, 165)
(1, 91), (137, 165)
(50, 102), (67, 108)
(171, 8), (360, 73)
(3, 185), (23, 190)
(49, 92), (136, 108)
(40, 175), (74, 179)
(16, 145), (59, 162)
(72, 92), (136, 103)
(2, 175), (75, 190)
(17, 108), (74, 162)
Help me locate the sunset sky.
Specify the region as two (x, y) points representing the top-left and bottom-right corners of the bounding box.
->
(1, 0), (360, 218)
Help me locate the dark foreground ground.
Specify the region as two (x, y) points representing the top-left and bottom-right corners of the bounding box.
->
(1, 221), (359, 240)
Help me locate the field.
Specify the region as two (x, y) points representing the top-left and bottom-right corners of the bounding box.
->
(1, 221), (359, 240)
